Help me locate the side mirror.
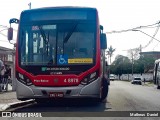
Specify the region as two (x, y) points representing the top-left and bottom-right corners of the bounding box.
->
(8, 27), (13, 41)
(9, 18), (19, 24)
(100, 33), (107, 49)
(100, 25), (103, 31)
(8, 18), (19, 41)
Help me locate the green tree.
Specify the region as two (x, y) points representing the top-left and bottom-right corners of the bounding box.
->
(107, 45), (116, 64)
(127, 48), (140, 75)
(111, 54), (156, 76)
(136, 54), (156, 73)
(110, 55), (132, 76)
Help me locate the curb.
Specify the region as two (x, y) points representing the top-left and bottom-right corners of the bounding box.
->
(0, 99), (35, 111)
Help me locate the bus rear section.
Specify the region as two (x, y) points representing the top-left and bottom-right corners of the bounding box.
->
(8, 7), (109, 101)
(153, 59), (160, 89)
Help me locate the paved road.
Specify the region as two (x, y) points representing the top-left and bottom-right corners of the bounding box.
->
(107, 81), (160, 111)
(3, 81), (160, 120)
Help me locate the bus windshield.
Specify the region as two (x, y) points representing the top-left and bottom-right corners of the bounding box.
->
(20, 22), (96, 66)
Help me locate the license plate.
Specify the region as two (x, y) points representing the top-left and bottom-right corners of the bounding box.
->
(49, 92), (64, 98)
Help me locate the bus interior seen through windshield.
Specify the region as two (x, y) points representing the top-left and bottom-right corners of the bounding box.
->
(20, 22), (96, 66)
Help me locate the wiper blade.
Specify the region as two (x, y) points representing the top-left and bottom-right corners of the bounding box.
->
(39, 26), (48, 44)
(39, 26), (50, 55)
(63, 23), (78, 43)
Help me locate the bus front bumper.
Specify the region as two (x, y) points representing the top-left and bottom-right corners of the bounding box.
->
(16, 78), (101, 99)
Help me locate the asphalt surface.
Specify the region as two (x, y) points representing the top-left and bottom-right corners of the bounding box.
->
(0, 81), (160, 120)
(107, 81), (160, 111)
(0, 84), (34, 111)
(0, 84), (18, 111)
(10, 81), (159, 112)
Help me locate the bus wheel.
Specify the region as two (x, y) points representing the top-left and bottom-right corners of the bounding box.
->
(101, 78), (109, 101)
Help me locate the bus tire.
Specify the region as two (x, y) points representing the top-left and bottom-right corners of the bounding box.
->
(101, 78), (109, 101)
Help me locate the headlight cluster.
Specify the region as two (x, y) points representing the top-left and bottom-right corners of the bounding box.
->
(81, 71), (99, 85)
(16, 72), (33, 86)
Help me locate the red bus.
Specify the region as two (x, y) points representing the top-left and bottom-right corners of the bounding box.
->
(8, 7), (109, 102)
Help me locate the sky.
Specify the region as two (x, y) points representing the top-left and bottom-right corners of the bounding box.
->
(0, 0), (160, 62)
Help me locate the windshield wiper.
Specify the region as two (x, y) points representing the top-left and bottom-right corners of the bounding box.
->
(39, 26), (48, 44)
(63, 22), (78, 43)
(39, 26), (50, 56)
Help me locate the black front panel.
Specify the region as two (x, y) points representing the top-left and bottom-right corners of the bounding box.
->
(21, 65), (94, 75)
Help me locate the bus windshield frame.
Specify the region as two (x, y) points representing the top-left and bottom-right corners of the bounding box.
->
(19, 21), (96, 67)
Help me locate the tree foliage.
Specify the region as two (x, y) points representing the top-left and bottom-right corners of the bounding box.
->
(106, 45), (116, 64)
(110, 54), (156, 75)
(110, 55), (132, 75)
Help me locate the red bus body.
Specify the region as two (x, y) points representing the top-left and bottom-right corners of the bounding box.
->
(9, 7), (109, 101)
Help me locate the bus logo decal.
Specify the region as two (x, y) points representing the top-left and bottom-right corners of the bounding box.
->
(42, 67), (47, 71)
(54, 78), (58, 83)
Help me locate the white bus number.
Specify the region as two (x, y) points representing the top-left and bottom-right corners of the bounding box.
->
(64, 78), (79, 83)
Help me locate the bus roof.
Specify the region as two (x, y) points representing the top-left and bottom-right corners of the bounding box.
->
(21, 6), (97, 13)
(20, 6), (98, 22)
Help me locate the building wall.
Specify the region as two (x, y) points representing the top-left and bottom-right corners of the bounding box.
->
(120, 73), (153, 81)
(0, 46), (15, 80)
(140, 51), (160, 59)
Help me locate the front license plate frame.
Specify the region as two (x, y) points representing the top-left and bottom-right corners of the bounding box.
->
(49, 92), (64, 98)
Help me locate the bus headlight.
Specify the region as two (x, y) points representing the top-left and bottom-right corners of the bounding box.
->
(81, 71), (98, 85)
(17, 72), (33, 86)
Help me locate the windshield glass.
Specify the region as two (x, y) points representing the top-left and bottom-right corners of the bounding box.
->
(20, 22), (96, 66)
